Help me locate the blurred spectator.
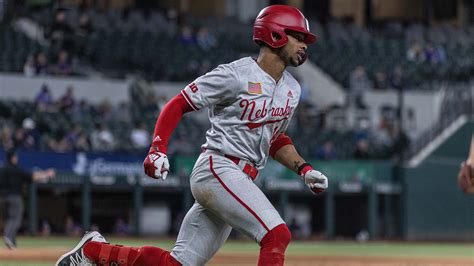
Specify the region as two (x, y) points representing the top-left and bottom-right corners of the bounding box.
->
(406, 41), (425, 63)
(52, 51), (73, 75)
(12, 119), (37, 150)
(130, 122), (150, 149)
(424, 41), (446, 64)
(64, 215), (83, 236)
(374, 117), (395, 149)
(389, 66), (404, 91)
(34, 84), (53, 110)
(114, 218), (130, 235)
(59, 85), (76, 112)
(23, 55), (36, 77)
(314, 141), (337, 160)
(157, 95), (168, 112)
(354, 139), (371, 159)
(75, 13), (92, 55)
(349, 66), (371, 108)
(21, 118), (39, 149)
(405, 108), (417, 140)
(72, 99), (90, 122)
(180, 25), (196, 46)
(353, 119), (370, 143)
(35, 52), (49, 75)
(40, 219), (52, 237)
(0, 126), (14, 150)
(373, 71), (388, 90)
(113, 102), (131, 123)
(66, 124), (90, 151)
(96, 99), (113, 122)
(46, 9), (74, 50)
(196, 27), (217, 51)
(91, 123), (115, 151)
(288, 217), (303, 240)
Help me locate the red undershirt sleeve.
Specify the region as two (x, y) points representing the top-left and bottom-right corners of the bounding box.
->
(150, 94), (194, 153)
(269, 133), (294, 158)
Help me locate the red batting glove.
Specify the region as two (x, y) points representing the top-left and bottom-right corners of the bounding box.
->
(143, 147), (170, 180)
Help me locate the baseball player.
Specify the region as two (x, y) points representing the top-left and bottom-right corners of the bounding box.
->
(56, 5), (328, 266)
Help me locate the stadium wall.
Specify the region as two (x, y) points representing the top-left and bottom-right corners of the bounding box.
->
(402, 121), (474, 240)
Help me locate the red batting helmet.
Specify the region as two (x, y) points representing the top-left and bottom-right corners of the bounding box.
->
(253, 5), (317, 49)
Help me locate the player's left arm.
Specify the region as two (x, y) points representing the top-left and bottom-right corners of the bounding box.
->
(270, 134), (328, 195)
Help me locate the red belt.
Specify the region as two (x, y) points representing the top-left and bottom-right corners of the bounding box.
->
(224, 154), (259, 180)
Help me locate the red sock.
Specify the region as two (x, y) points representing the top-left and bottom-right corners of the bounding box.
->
(84, 242), (181, 266)
(258, 224), (292, 266)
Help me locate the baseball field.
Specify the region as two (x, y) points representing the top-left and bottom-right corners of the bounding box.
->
(0, 236), (472, 266)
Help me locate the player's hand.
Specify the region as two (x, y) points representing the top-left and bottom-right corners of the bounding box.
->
(302, 169), (328, 195)
(143, 150), (170, 180)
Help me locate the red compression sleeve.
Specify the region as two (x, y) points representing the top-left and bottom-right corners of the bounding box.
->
(269, 133), (293, 158)
(151, 94), (194, 153)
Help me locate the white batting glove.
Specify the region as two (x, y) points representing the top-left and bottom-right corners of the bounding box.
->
(302, 169), (328, 195)
(144, 151), (170, 180)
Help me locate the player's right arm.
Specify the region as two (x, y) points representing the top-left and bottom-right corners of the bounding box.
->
(143, 64), (239, 180)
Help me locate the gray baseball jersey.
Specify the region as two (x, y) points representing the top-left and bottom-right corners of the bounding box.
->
(172, 57), (302, 265)
(181, 57), (301, 170)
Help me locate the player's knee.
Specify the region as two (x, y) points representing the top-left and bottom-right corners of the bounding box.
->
(260, 224), (292, 250)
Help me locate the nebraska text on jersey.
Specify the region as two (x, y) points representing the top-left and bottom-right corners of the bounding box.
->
(180, 57), (301, 169)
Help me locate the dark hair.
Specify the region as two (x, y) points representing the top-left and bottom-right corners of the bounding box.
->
(5, 149), (17, 164)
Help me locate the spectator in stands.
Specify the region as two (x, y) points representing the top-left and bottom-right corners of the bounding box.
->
(314, 141), (337, 160)
(72, 99), (90, 122)
(113, 102), (131, 124)
(196, 27), (218, 51)
(405, 108), (417, 140)
(97, 99), (115, 122)
(12, 126), (34, 150)
(59, 85), (76, 112)
(0, 126), (14, 150)
(179, 25), (196, 46)
(23, 55), (36, 77)
(52, 51), (73, 76)
(35, 52), (49, 75)
(353, 139), (371, 159)
(373, 71), (388, 90)
(353, 119), (371, 143)
(64, 215), (83, 236)
(349, 65), (371, 108)
(406, 41), (425, 63)
(91, 123), (115, 151)
(389, 66), (404, 91)
(288, 217), (303, 240)
(46, 9), (74, 50)
(130, 122), (150, 149)
(75, 13), (92, 55)
(66, 124), (90, 151)
(21, 118), (39, 149)
(34, 84), (53, 111)
(424, 41), (446, 64)
(114, 218), (130, 236)
(40, 219), (52, 237)
(47, 134), (74, 153)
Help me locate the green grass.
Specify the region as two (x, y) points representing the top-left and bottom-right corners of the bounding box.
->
(2, 236), (473, 265)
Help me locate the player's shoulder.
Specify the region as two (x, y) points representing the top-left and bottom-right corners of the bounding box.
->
(210, 57), (252, 74)
(225, 57), (254, 70)
(283, 71), (301, 91)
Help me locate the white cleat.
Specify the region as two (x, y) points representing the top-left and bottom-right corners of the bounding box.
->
(55, 231), (107, 266)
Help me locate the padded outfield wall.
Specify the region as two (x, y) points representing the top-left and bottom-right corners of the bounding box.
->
(402, 120), (474, 240)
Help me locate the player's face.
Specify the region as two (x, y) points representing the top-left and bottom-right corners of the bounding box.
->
(280, 31), (308, 67)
